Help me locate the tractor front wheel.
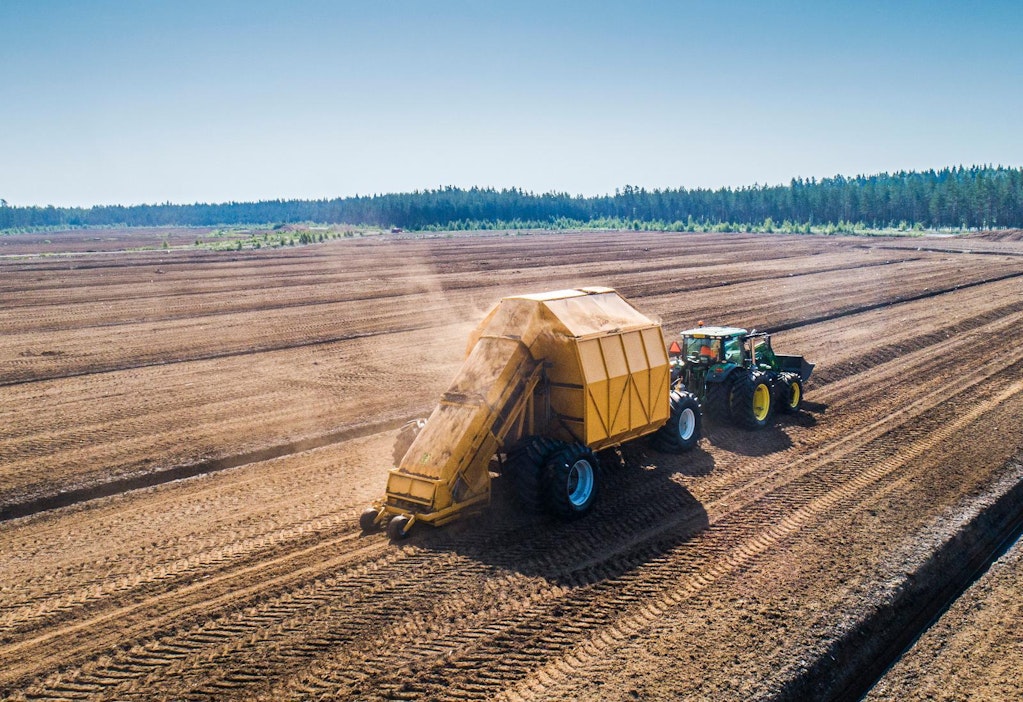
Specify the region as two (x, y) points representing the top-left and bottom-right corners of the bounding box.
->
(778, 372), (803, 413)
(730, 370), (774, 430)
(544, 444), (600, 519)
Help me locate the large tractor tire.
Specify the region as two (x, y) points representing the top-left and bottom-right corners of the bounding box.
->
(704, 379), (732, 421)
(653, 390), (702, 453)
(729, 369), (774, 430)
(506, 437), (562, 513)
(543, 443), (600, 519)
(778, 372), (803, 414)
(392, 418), (427, 467)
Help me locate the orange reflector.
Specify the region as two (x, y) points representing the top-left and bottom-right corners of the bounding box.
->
(668, 340), (682, 355)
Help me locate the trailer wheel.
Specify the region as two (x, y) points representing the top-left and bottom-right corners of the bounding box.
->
(392, 418), (427, 467)
(778, 372), (803, 413)
(387, 514), (411, 540)
(653, 390), (702, 452)
(507, 437), (561, 513)
(730, 370), (773, 429)
(544, 444), (599, 519)
(360, 507), (380, 532)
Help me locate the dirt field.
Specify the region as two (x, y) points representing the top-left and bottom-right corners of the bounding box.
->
(868, 528), (1023, 701)
(2, 229), (1022, 700)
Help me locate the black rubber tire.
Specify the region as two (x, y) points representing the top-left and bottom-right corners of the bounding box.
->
(387, 514), (411, 540)
(392, 418), (427, 467)
(507, 437), (562, 513)
(729, 369), (774, 430)
(359, 507), (380, 532)
(653, 390), (702, 453)
(543, 444), (600, 519)
(704, 379), (732, 420)
(778, 372), (803, 414)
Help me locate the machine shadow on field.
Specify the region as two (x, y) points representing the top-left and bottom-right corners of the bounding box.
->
(700, 401), (824, 457)
(414, 446), (711, 586)
(702, 422), (794, 456)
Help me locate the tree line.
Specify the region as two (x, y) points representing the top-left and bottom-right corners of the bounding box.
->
(2, 165), (1021, 232)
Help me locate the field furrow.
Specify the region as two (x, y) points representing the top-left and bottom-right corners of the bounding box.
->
(3, 230), (1022, 700)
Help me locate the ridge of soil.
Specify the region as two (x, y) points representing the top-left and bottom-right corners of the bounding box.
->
(2, 229), (1022, 700)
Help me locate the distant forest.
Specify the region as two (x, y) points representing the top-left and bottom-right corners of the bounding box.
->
(2, 165), (1021, 232)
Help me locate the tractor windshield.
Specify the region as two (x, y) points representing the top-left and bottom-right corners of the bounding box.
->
(685, 336), (722, 363)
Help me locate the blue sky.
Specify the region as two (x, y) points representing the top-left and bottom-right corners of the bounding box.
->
(2, 1), (1021, 207)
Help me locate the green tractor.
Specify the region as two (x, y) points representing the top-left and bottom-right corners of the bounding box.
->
(668, 325), (814, 430)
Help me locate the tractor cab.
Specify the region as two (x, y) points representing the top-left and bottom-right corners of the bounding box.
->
(677, 325), (748, 366)
(670, 326), (748, 397)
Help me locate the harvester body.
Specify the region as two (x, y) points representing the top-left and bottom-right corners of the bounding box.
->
(369, 287), (673, 536)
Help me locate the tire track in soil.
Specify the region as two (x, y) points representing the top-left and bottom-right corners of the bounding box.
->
(0, 415), (409, 523)
(5, 235), (1023, 698)
(10, 311), (1023, 701)
(7, 269), (1022, 526)
(285, 335), (1023, 701)
(6, 250), (1016, 388)
(498, 374), (1023, 702)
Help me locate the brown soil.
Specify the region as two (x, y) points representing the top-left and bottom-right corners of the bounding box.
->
(867, 521), (1023, 701)
(2, 230), (1023, 700)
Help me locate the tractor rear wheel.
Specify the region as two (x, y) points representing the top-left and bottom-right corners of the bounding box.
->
(392, 418), (427, 467)
(730, 370), (774, 430)
(653, 390), (702, 452)
(544, 444), (600, 519)
(705, 380), (732, 420)
(778, 372), (803, 413)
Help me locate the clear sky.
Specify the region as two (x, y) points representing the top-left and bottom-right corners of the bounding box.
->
(2, 1), (1021, 207)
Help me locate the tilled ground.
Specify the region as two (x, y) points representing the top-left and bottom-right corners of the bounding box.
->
(867, 524), (1023, 702)
(1, 230), (1022, 700)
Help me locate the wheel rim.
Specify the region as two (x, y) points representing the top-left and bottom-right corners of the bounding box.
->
(789, 382), (801, 409)
(566, 459), (595, 508)
(753, 383), (771, 421)
(677, 407), (696, 441)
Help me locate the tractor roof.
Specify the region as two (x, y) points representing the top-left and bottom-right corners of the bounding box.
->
(678, 326), (748, 338)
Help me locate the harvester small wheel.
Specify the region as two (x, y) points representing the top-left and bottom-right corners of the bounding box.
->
(730, 370), (774, 430)
(360, 507), (381, 532)
(653, 390), (702, 453)
(392, 418), (427, 467)
(778, 372), (803, 414)
(544, 444), (600, 519)
(387, 514), (412, 541)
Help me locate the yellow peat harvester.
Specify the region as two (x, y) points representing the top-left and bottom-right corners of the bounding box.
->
(361, 287), (704, 540)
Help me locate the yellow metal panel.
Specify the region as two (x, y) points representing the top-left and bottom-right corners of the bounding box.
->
(622, 331), (648, 374)
(598, 334), (629, 379)
(642, 326), (671, 423)
(577, 339), (607, 381)
(584, 378), (610, 444)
